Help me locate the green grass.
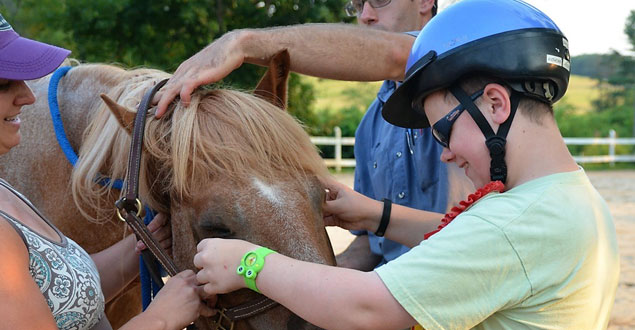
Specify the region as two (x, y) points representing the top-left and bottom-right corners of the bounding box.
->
(302, 76), (383, 114)
(578, 162), (635, 170)
(557, 75), (602, 113)
(304, 74), (599, 115)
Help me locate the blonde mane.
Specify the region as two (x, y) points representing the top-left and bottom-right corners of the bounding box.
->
(70, 64), (328, 222)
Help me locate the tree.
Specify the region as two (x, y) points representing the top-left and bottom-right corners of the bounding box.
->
(579, 11), (635, 137)
(624, 10), (635, 136)
(626, 10), (635, 53)
(1, 0), (352, 125)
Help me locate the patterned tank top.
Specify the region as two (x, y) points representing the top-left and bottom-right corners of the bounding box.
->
(0, 179), (106, 330)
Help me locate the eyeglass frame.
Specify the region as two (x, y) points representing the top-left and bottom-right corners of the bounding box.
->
(344, 0), (392, 17)
(431, 89), (484, 148)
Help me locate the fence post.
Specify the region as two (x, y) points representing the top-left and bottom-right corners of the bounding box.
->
(334, 126), (342, 173)
(609, 129), (616, 167)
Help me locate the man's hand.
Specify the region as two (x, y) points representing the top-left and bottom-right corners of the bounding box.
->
(154, 31), (245, 118)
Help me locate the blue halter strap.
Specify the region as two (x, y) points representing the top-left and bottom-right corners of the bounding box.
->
(48, 66), (160, 309)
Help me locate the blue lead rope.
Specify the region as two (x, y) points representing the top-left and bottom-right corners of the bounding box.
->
(48, 66), (160, 309)
(48, 67), (78, 167)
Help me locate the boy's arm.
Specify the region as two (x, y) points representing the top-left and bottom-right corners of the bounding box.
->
(195, 238), (417, 330)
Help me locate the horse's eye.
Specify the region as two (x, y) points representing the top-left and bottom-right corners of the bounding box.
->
(199, 222), (234, 238)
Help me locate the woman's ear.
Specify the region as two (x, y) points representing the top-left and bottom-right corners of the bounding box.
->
(482, 83), (511, 125)
(419, 0), (435, 16)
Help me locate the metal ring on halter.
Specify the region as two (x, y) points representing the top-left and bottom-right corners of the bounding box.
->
(116, 198), (143, 222)
(214, 309), (235, 330)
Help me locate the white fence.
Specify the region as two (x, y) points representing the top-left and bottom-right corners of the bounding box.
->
(564, 130), (635, 165)
(311, 128), (635, 172)
(310, 127), (355, 172)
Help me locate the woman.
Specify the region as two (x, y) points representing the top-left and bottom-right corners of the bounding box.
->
(0, 14), (211, 329)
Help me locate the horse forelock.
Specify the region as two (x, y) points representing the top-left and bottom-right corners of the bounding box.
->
(144, 88), (329, 203)
(70, 63), (327, 221)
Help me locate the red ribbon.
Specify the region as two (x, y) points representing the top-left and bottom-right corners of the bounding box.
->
(423, 181), (505, 240)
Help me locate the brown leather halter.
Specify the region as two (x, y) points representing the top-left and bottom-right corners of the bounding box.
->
(115, 79), (278, 330)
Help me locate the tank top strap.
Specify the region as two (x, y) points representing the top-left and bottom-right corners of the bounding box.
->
(0, 178), (66, 243)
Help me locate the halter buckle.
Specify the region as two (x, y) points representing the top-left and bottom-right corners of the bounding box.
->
(115, 197), (143, 222)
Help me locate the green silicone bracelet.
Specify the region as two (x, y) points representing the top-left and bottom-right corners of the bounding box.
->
(236, 247), (276, 293)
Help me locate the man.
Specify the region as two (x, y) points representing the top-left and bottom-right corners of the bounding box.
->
(156, 0), (472, 271)
(342, 0), (453, 271)
(193, 1), (620, 328)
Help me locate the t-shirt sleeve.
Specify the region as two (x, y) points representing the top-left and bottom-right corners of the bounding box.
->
(375, 214), (531, 329)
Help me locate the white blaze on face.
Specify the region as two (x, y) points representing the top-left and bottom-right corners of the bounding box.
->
(249, 177), (325, 261)
(252, 177), (284, 207)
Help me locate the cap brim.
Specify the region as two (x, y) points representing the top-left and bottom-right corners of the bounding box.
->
(382, 69), (431, 129)
(0, 33), (70, 80)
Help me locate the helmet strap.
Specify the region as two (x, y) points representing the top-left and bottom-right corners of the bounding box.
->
(449, 84), (520, 183)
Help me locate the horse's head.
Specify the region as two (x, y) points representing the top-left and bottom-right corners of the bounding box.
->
(79, 54), (335, 329)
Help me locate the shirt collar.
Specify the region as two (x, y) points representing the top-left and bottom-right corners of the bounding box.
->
(377, 80), (397, 104)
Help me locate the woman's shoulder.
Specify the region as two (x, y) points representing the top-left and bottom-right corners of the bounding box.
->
(0, 216), (30, 267)
(0, 177), (14, 189)
(0, 212), (60, 329)
(0, 178), (33, 204)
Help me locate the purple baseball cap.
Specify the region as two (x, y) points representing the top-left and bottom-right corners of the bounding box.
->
(0, 13), (70, 80)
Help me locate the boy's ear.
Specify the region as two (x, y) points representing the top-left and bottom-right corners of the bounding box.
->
(483, 83), (512, 125)
(254, 49), (290, 110)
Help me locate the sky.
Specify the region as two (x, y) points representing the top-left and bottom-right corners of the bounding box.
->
(441, 0), (635, 57)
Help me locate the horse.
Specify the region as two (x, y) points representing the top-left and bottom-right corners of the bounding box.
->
(0, 52), (336, 329)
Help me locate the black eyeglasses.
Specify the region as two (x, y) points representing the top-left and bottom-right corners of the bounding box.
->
(344, 0), (392, 17)
(431, 89), (484, 148)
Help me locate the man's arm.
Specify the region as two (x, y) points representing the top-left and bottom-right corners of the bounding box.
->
(241, 24), (413, 81)
(156, 23), (414, 116)
(335, 235), (382, 271)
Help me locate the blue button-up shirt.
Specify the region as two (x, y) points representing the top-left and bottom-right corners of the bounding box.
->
(353, 79), (449, 267)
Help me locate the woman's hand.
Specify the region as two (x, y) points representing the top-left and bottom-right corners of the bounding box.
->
(93, 212), (173, 302)
(321, 177), (383, 232)
(135, 212), (172, 255)
(194, 239), (259, 296)
(134, 270), (215, 330)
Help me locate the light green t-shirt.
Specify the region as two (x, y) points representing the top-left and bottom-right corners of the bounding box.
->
(376, 169), (619, 330)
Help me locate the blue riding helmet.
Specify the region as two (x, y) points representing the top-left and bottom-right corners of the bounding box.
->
(382, 0), (571, 129)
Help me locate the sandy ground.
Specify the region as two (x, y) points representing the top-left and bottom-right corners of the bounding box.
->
(326, 170), (635, 329)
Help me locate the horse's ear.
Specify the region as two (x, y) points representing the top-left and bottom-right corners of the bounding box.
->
(100, 93), (135, 134)
(254, 49), (290, 110)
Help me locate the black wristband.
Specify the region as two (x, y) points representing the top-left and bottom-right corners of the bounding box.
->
(375, 198), (392, 237)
